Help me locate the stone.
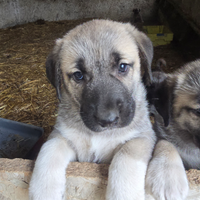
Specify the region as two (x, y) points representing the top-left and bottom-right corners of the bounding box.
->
(0, 158), (199, 200)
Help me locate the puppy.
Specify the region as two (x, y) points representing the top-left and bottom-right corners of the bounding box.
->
(147, 59), (200, 170)
(29, 20), (188, 200)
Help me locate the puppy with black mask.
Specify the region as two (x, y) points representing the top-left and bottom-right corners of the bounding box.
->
(29, 20), (188, 200)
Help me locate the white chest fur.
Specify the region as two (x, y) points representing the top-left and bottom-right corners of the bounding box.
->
(57, 123), (140, 163)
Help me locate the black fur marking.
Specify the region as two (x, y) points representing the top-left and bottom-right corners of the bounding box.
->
(147, 73), (176, 127)
(46, 52), (62, 101)
(80, 75), (135, 132)
(193, 135), (200, 148)
(112, 52), (121, 66)
(76, 58), (86, 73)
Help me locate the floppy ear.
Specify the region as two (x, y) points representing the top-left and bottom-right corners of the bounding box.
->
(137, 33), (153, 86)
(147, 73), (175, 127)
(127, 25), (153, 86)
(46, 39), (63, 101)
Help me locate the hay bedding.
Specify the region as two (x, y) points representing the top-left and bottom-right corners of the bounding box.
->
(0, 19), (89, 139)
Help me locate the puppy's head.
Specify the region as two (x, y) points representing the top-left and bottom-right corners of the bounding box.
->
(173, 60), (200, 146)
(148, 59), (200, 146)
(46, 20), (153, 132)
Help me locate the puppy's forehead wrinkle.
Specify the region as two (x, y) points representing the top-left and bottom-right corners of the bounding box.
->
(61, 20), (138, 70)
(65, 40), (112, 72)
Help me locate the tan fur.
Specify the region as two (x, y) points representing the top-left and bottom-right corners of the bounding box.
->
(171, 61), (200, 142)
(29, 20), (188, 200)
(146, 140), (188, 200)
(148, 59), (200, 170)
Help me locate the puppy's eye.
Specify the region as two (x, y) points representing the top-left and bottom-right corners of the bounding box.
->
(118, 63), (129, 73)
(73, 71), (84, 82)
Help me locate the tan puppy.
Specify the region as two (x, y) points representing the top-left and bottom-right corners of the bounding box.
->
(147, 59), (200, 170)
(29, 20), (188, 200)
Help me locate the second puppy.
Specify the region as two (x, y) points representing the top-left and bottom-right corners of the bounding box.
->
(147, 59), (200, 169)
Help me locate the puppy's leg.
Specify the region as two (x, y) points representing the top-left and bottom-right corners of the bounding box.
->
(145, 140), (189, 200)
(29, 134), (76, 200)
(106, 137), (154, 200)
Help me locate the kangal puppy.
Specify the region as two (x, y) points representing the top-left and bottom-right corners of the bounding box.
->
(147, 59), (200, 170)
(29, 20), (188, 200)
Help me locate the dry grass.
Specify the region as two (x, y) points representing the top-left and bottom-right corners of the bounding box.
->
(0, 19), (90, 139)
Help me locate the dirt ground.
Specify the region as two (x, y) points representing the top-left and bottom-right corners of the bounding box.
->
(0, 19), (200, 141)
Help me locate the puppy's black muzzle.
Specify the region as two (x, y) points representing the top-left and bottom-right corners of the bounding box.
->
(80, 78), (135, 132)
(93, 98), (121, 128)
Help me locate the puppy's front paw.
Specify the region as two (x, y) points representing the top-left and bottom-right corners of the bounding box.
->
(145, 140), (189, 200)
(28, 137), (73, 200)
(29, 174), (66, 200)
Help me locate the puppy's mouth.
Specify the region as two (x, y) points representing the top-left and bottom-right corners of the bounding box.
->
(81, 105), (135, 132)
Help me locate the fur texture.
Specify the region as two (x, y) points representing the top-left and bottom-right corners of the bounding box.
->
(29, 20), (188, 200)
(147, 59), (200, 170)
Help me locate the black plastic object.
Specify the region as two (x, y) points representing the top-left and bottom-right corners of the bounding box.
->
(0, 118), (44, 160)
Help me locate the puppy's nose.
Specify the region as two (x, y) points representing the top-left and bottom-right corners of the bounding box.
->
(95, 111), (119, 128)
